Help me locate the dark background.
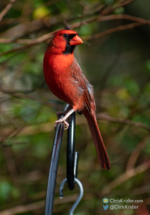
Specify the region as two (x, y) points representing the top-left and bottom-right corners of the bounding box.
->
(0, 0), (150, 214)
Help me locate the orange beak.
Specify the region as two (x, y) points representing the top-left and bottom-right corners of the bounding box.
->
(70, 35), (83, 46)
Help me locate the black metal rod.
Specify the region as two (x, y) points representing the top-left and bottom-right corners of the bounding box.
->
(44, 121), (65, 215)
(67, 111), (76, 190)
(45, 104), (77, 214)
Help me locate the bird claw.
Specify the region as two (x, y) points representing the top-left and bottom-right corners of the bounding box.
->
(55, 119), (69, 130)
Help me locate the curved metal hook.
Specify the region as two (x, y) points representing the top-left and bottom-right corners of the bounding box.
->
(59, 178), (84, 215)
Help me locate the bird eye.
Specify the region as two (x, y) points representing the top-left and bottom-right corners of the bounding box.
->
(63, 34), (68, 38)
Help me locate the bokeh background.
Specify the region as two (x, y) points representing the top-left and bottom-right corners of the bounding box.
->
(0, 0), (150, 214)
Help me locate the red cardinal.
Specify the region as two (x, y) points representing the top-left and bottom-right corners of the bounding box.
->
(43, 29), (110, 170)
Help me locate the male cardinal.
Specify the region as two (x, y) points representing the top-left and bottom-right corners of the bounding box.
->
(43, 29), (110, 170)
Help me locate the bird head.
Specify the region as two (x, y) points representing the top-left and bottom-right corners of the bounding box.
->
(50, 29), (83, 55)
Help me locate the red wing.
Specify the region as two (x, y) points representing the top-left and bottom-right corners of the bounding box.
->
(70, 58), (94, 113)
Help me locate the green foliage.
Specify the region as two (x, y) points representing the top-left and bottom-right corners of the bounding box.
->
(0, 181), (12, 200)
(145, 59), (150, 74)
(144, 141), (150, 156)
(103, 0), (114, 4)
(79, 24), (93, 36)
(114, 7), (125, 14)
(33, 6), (50, 19)
(12, 100), (41, 123)
(0, 181), (20, 202)
(0, 0), (150, 214)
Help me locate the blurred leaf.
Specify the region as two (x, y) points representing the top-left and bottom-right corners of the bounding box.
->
(0, 181), (12, 200)
(12, 100), (41, 123)
(145, 59), (150, 74)
(144, 140), (150, 156)
(114, 7), (125, 14)
(103, 0), (114, 4)
(125, 78), (139, 96)
(116, 88), (130, 100)
(79, 24), (93, 36)
(144, 82), (150, 92)
(33, 6), (50, 19)
(133, 114), (150, 125)
(109, 75), (125, 87)
(12, 187), (21, 199)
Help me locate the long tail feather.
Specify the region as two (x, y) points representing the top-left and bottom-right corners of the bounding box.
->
(84, 111), (110, 170)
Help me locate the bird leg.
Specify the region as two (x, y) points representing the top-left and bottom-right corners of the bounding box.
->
(56, 105), (71, 119)
(56, 110), (68, 118)
(55, 109), (75, 130)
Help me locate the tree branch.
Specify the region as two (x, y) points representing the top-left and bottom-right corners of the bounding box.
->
(0, 14), (149, 57)
(0, 0), (16, 22)
(0, 14), (149, 44)
(97, 113), (150, 132)
(0, 193), (93, 215)
(0, 87), (62, 109)
(102, 161), (150, 195)
(126, 135), (150, 171)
